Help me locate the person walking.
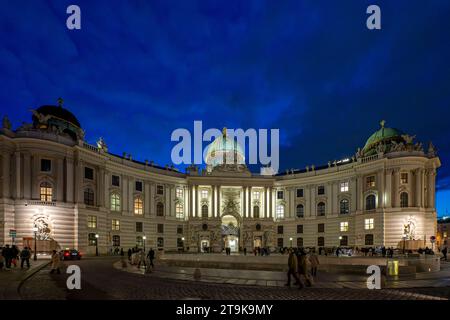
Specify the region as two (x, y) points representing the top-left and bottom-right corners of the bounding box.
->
(285, 249), (301, 288)
(11, 245), (19, 268)
(127, 248), (132, 261)
(298, 249), (312, 287)
(137, 249), (146, 269)
(120, 248), (124, 257)
(50, 250), (61, 274)
(147, 248), (155, 268)
(20, 247), (31, 269)
(309, 249), (319, 278)
(3, 244), (12, 269)
(442, 246), (447, 261)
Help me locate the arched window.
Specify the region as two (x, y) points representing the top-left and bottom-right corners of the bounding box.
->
(84, 188), (94, 206)
(40, 182), (52, 202)
(276, 205), (284, 219)
(110, 193), (121, 211)
(317, 202), (326, 216)
(201, 205), (208, 218)
(400, 192), (408, 208)
(176, 203), (184, 219)
(253, 206), (260, 218)
(365, 194), (376, 210)
(134, 196), (143, 215)
(296, 204), (304, 218)
(340, 199), (349, 214)
(156, 202), (164, 216)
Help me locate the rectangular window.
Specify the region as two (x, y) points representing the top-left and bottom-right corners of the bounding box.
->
(84, 167), (94, 180)
(318, 223), (325, 233)
(157, 237), (164, 248)
(277, 225), (284, 234)
(317, 237), (325, 247)
(277, 238), (284, 248)
(40, 159), (52, 172)
(88, 233), (97, 246)
(365, 234), (374, 246)
(177, 225), (183, 234)
(201, 190), (208, 199)
(277, 190), (284, 199)
(297, 237), (303, 247)
(176, 188), (183, 198)
(318, 186), (325, 195)
(135, 181), (143, 192)
(340, 182), (349, 192)
(340, 221), (349, 232)
(157, 185), (164, 195)
(366, 176), (376, 188)
(87, 215), (97, 229)
(253, 191), (260, 200)
(112, 235), (120, 247)
(157, 224), (164, 234)
(111, 219), (120, 231)
(112, 175), (120, 187)
(297, 225), (303, 234)
(177, 238), (184, 248)
(136, 222), (143, 233)
(296, 188), (304, 198)
(401, 173), (408, 184)
(84, 188), (94, 206)
(365, 218), (374, 230)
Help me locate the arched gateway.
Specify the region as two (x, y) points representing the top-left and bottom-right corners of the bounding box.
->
(221, 214), (240, 253)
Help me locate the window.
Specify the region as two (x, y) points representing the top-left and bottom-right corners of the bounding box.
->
(277, 190), (284, 199)
(84, 188), (95, 206)
(202, 223), (208, 231)
(177, 225), (183, 234)
(157, 185), (164, 195)
(176, 188), (183, 198)
(156, 202), (164, 216)
(112, 175), (120, 187)
(157, 237), (164, 248)
(176, 203), (184, 219)
(317, 237), (325, 247)
(318, 223), (325, 233)
(365, 218), (374, 230)
(136, 222), (143, 233)
(297, 237), (303, 247)
(276, 205), (284, 219)
(297, 225), (303, 234)
(253, 191), (260, 200)
(201, 205), (208, 218)
(401, 173), (408, 184)
(201, 190), (209, 199)
(256, 224), (261, 231)
(296, 188), (304, 198)
(296, 204), (304, 218)
(253, 206), (260, 218)
(112, 235), (120, 247)
(110, 193), (121, 211)
(365, 234), (374, 246)
(136, 236), (143, 247)
(277, 238), (284, 248)
(157, 224), (164, 234)
(340, 199), (349, 214)
(88, 233), (97, 246)
(340, 181), (349, 192)
(277, 226), (284, 234)
(318, 186), (325, 195)
(87, 215), (97, 229)
(40, 182), (52, 202)
(40, 159), (51, 172)
(340, 222), (349, 232)
(400, 192), (409, 208)
(135, 181), (143, 192)
(84, 167), (94, 180)
(317, 202), (326, 216)
(340, 235), (348, 246)
(365, 194), (376, 210)
(111, 219), (120, 231)
(134, 197), (143, 215)
(177, 238), (184, 248)
(366, 176), (375, 188)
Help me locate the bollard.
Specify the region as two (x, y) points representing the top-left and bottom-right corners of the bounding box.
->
(193, 268), (201, 280)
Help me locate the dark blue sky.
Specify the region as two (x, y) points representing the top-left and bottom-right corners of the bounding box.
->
(1, 1), (449, 216)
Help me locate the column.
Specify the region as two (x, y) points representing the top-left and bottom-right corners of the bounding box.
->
(350, 178), (357, 212)
(310, 186), (315, 217)
(170, 185), (176, 217)
(357, 176), (364, 211)
(104, 171), (110, 209)
(23, 153), (31, 199)
(2, 152), (11, 198)
(212, 185), (216, 218)
(290, 188), (295, 218)
(414, 169), (422, 207)
(264, 187), (268, 218)
(217, 186), (221, 217)
(15, 152), (20, 199)
(305, 185), (311, 217)
(269, 187), (273, 219)
(129, 178), (134, 214)
(428, 170), (436, 209)
(31, 156), (39, 199)
(332, 182), (338, 214)
(56, 158), (64, 202)
(326, 183), (332, 216)
(378, 169), (385, 208)
(196, 186), (200, 217)
(121, 175), (127, 212)
(165, 184), (171, 217)
(189, 185), (194, 218)
(385, 170), (392, 208)
(184, 185), (189, 220)
(248, 187), (252, 218)
(243, 187), (247, 218)
(150, 182), (156, 215)
(393, 169), (400, 207)
(75, 159), (83, 203)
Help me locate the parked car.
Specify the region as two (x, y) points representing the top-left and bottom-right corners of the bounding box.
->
(62, 249), (82, 260)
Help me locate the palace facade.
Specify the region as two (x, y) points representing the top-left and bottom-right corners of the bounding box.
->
(0, 102), (441, 254)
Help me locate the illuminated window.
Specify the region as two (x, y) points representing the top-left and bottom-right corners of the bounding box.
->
(401, 173), (408, 184)
(444, 232), (447, 238)
(111, 219), (120, 231)
(176, 203), (184, 219)
(400, 192), (408, 208)
(340, 199), (349, 214)
(253, 206), (260, 218)
(84, 188), (94, 206)
(340, 181), (349, 192)
(110, 193), (121, 211)
(366, 176), (376, 188)
(156, 202), (164, 216)
(365, 194), (376, 210)
(176, 188), (183, 198)
(253, 191), (260, 200)
(201, 190), (209, 199)
(296, 204), (304, 218)
(340, 222), (349, 232)
(365, 218), (374, 230)
(40, 182), (52, 202)
(276, 205), (285, 219)
(201, 205), (208, 218)
(134, 196), (143, 215)
(87, 215), (97, 229)
(317, 202), (326, 216)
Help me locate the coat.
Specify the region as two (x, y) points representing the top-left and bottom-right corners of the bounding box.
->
(51, 253), (60, 269)
(288, 253), (298, 271)
(297, 254), (308, 275)
(309, 253), (319, 268)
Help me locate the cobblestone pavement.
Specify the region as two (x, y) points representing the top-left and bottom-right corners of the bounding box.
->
(18, 257), (448, 300)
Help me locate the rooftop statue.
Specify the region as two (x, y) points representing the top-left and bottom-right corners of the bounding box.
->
(2, 115), (11, 130)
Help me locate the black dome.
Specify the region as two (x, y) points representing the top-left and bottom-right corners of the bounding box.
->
(33, 105), (81, 128)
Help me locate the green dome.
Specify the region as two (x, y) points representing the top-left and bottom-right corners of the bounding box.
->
(205, 128), (245, 167)
(363, 120), (404, 151)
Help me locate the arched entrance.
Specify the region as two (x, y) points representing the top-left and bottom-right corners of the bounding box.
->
(221, 215), (239, 253)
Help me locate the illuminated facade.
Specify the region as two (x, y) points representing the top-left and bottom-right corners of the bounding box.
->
(0, 103), (441, 254)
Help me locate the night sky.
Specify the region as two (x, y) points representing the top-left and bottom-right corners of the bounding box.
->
(1, 1), (449, 216)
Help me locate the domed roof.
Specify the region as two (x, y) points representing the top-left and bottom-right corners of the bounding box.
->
(205, 128), (245, 167)
(363, 120), (403, 151)
(33, 100), (81, 128)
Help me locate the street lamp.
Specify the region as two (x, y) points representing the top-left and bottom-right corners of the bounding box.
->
(95, 234), (99, 256)
(32, 225), (38, 261)
(143, 235), (147, 252)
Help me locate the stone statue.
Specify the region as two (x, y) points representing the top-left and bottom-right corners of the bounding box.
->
(2, 115), (11, 130)
(355, 148), (363, 158)
(428, 142), (436, 157)
(376, 143), (386, 154)
(97, 137), (108, 152)
(401, 134), (416, 145)
(414, 142), (423, 152)
(30, 109), (52, 126)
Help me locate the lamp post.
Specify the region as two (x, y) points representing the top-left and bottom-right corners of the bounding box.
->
(289, 237), (293, 248)
(95, 234), (99, 256)
(32, 225), (38, 261)
(143, 235), (147, 252)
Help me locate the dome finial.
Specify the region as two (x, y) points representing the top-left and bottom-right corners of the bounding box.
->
(380, 120), (386, 128)
(57, 97), (64, 108)
(222, 127), (227, 137)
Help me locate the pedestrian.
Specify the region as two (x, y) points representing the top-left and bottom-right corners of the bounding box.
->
(3, 244), (12, 268)
(11, 245), (19, 268)
(442, 246), (447, 261)
(309, 249), (319, 278)
(298, 249), (312, 287)
(243, 247), (247, 256)
(285, 249), (301, 288)
(137, 249), (146, 269)
(20, 247), (31, 268)
(50, 250), (61, 274)
(147, 248), (155, 268)
(120, 248), (124, 257)
(127, 248), (132, 261)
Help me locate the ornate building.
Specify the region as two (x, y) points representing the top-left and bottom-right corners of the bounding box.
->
(0, 102), (441, 254)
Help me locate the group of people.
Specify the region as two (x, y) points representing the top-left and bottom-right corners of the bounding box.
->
(126, 247), (156, 269)
(286, 248), (319, 289)
(0, 245), (32, 270)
